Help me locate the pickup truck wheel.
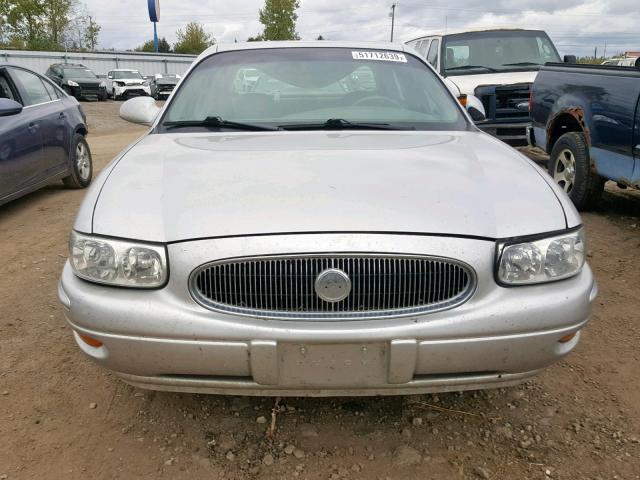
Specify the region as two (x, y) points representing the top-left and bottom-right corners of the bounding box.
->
(549, 132), (604, 210)
(62, 134), (93, 189)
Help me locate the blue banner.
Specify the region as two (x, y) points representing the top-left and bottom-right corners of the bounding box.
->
(148, 0), (160, 22)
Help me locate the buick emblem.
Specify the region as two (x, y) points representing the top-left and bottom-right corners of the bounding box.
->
(315, 268), (351, 303)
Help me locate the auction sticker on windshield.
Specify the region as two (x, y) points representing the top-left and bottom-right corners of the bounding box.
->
(352, 51), (407, 62)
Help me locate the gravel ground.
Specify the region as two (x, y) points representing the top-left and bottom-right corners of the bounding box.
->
(1, 101), (639, 480)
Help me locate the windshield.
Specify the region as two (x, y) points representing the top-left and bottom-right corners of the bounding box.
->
(113, 70), (143, 79)
(64, 68), (97, 79)
(160, 47), (468, 131)
(443, 31), (560, 75)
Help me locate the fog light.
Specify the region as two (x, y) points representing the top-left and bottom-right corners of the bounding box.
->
(79, 333), (103, 348)
(558, 332), (577, 344)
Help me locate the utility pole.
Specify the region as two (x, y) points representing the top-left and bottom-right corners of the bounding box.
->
(389, 3), (397, 42)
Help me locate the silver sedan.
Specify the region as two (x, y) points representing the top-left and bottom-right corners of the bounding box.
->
(58, 41), (597, 397)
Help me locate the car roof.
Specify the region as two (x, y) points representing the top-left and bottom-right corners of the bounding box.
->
(0, 64), (48, 75)
(51, 63), (87, 68)
(200, 41), (409, 58)
(405, 28), (546, 42)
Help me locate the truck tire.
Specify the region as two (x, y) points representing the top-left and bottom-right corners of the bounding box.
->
(549, 132), (604, 210)
(62, 134), (93, 189)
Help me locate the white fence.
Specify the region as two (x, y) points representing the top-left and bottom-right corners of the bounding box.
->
(0, 49), (197, 76)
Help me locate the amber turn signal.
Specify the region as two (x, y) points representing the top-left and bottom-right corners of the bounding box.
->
(558, 332), (577, 344)
(457, 94), (468, 107)
(79, 333), (103, 348)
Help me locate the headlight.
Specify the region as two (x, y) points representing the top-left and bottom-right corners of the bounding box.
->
(69, 231), (167, 288)
(99, 81), (106, 88)
(497, 228), (585, 285)
(67, 80), (79, 87)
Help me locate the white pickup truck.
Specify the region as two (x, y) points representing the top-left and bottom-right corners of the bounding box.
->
(406, 29), (565, 146)
(105, 69), (151, 100)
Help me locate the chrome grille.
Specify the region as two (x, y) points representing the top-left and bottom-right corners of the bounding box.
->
(190, 254), (475, 320)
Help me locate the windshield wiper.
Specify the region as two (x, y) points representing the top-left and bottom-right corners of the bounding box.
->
(501, 62), (542, 67)
(279, 118), (401, 131)
(446, 65), (499, 72)
(163, 116), (280, 131)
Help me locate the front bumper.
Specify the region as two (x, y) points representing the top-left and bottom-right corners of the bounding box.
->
(67, 85), (106, 100)
(58, 233), (597, 396)
(476, 119), (531, 147)
(114, 85), (151, 97)
(154, 87), (175, 97)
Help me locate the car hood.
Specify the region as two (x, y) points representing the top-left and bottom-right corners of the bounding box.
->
(89, 131), (566, 243)
(447, 71), (538, 95)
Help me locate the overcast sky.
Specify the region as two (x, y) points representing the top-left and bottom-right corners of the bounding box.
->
(88, 0), (639, 57)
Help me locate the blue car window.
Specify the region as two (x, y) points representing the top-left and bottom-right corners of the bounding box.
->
(41, 78), (60, 100)
(0, 75), (15, 100)
(9, 68), (53, 106)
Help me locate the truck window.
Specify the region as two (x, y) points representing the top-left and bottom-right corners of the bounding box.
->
(417, 39), (430, 56)
(426, 39), (440, 68)
(445, 46), (470, 68)
(443, 30), (561, 74)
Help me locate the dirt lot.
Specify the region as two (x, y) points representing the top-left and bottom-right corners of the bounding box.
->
(1, 101), (639, 480)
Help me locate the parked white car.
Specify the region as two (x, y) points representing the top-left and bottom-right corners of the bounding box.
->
(406, 29), (564, 145)
(601, 56), (640, 67)
(59, 41), (596, 397)
(105, 69), (151, 100)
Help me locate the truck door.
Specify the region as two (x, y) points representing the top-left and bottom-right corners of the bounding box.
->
(590, 74), (638, 183)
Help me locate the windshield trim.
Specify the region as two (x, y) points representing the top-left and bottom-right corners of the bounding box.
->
(154, 46), (471, 134)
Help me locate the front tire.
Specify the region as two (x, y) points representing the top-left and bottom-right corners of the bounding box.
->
(63, 134), (93, 189)
(548, 132), (604, 210)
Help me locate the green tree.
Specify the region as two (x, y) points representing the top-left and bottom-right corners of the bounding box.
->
(1, 0), (100, 51)
(258, 0), (300, 41)
(44, 0), (71, 45)
(247, 34), (263, 42)
(136, 37), (171, 53)
(5, 0), (47, 49)
(83, 15), (99, 49)
(316, 34), (324, 40)
(174, 22), (214, 54)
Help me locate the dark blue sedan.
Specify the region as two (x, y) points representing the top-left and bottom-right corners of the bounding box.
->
(0, 65), (93, 206)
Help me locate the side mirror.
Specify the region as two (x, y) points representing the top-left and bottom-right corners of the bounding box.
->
(107, 74), (113, 79)
(563, 55), (577, 64)
(0, 98), (23, 117)
(119, 97), (161, 126)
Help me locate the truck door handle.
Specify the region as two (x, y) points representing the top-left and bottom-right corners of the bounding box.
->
(59, 112), (67, 121)
(27, 122), (39, 133)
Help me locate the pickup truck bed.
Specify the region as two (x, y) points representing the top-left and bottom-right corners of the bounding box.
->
(529, 63), (640, 209)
